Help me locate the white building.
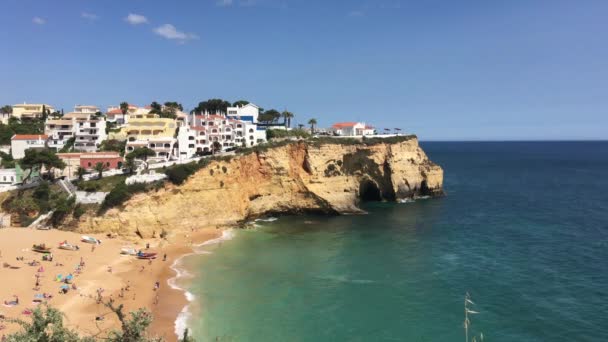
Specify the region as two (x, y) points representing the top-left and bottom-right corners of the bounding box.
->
(45, 118), (76, 149)
(10, 134), (48, 159)
(11, 103), (55, 120)
(329, 122), (375, 137)
(226, 103), (261, 123)
(106, 104), (151, 125)
(68, 112), (107, 152)
(0, 111), (11, 124)
(74, 105), (100, 114)
(177, 113), (266, 159)
(44, 109), (107, 151)
(0, 169), (17, 186)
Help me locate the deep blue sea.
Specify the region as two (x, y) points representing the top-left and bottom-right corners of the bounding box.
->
(177, 142), (608, 342)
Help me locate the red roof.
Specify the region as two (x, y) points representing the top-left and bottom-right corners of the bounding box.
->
(107, 109), (123, 115)
(191, 126), (207, 131)
(11, 134), (48, 141)
(332, 122), (358, 128)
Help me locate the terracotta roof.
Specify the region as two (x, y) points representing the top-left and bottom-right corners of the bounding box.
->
(191, 126), (207, 131)
(81, 153), (122, 159)
(107, 109), (123, 115)
(11, 134), (48, 141)
(332, 122), (359, 128)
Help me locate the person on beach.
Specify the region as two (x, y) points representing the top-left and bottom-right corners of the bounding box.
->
(163, 254), (167, 261)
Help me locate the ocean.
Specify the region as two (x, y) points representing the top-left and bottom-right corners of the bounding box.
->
(174, 141), (608, 342)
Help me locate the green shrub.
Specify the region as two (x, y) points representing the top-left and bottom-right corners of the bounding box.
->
(73, 204), (86, 219)
(50, 195), (75, 227)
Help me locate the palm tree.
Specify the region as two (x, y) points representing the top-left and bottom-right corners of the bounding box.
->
(394, 128), (402, 135)
(0, 105), (12, 115)
(119, 102), (129, 115)
(125, 157), (137, 175)
(76, 166), (87, 181)
(308, 118), (317, 134)
(298, 124), (304, 130)
(282, 111), (294, 128)
(93, 162), (108, 179)
(384, 128), (390, 135)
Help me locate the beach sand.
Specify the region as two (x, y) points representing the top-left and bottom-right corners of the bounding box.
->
(0, 227), (220, 341)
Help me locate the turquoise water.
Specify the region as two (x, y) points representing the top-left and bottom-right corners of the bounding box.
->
(180, 142), (608, 341)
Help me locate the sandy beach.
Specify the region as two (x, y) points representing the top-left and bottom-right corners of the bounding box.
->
(0, 227), (221, 341)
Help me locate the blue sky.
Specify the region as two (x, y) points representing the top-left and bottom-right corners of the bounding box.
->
(1, 0), (607, 140)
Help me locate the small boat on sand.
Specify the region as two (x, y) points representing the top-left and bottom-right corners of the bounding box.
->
(120, 247), (137, 256)
(58, 242), (79, 251)
(81, 236), (101, 245)
(32, 244), (52, 253)
(136, 251), (157, 260)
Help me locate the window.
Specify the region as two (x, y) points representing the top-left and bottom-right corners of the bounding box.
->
(249, 129), (254, 133)
(88, 162), (91, 167)
(250, 136), (254, 140)
(106, 162), (110, 167)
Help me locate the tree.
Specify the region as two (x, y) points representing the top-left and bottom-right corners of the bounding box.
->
(258, 109), (281, 124)
(193, 98), (231, 115)
(41, 105), (48, 121)
(76, 166), (87, 181)
(3, 304), (92, 342)
(93, 162), (108, 179)
(104, 301), (161, 342)
(0, 105), (12, 114)
(212, 141), (222, 154)
(100, 139), (127, 155)
(308, 118), (317, 134)
(125, 157), (137, 175)
(282, 111), (294, 128)
(164, 101), (183, 111)
(19, 148), (66, 183)
(232, 100), (249, 107)
(149, 101), (162, 114)
(126, 147), (156, 162)
(120, 102), (129, 115)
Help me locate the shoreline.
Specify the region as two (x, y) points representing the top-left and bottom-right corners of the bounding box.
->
(0, 227), (222, 342)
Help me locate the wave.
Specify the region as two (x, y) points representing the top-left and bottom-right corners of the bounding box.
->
(397, 196), (431, 204)
(316, 275), (376, 284)
(254, 217), (278, 222)
(169, 229), (236, 339)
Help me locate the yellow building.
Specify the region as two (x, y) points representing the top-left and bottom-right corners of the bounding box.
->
(122, 114), (178, 160)
(12, 103), (55, 120)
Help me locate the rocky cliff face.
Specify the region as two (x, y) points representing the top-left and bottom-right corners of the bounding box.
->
(77, 137), (443, 237)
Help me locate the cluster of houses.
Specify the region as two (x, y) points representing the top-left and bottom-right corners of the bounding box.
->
(1, 102), (268, 185)
(1, 101), (383, 187)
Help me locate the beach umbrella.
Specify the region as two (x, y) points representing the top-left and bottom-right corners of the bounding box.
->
(60, 285), (69, 289)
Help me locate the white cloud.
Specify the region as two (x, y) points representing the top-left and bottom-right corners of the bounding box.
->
(32, 17), (46, 25)
(81, 12), (98, 21)
(217, 0), (233, 6)
(153, 24), (199, 43)
(125, 13), (148, 25)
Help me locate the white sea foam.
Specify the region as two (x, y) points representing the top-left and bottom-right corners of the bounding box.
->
(169, 229), (236, 339)
(174, 304), (192, 339)
(255, 217), (278, 222)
